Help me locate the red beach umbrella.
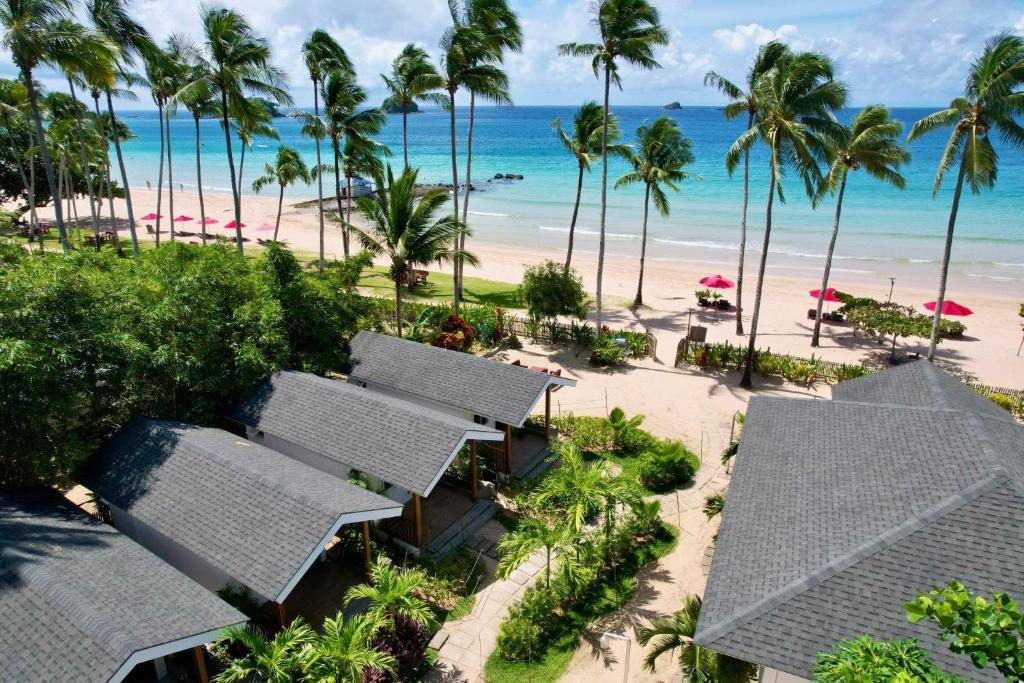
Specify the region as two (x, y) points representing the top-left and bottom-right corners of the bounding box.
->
(172, 214), (193, 222)
(809, 287), (841, 303)
(224, 220), (246, 229)
(197, 217), (219, 225)
(255, 223), (275, 232)
(139, 213), (162, 221)
(924, 300), (973, 316)
(699, 274), (735, 289)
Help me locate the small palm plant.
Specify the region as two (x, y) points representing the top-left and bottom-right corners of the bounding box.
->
(344, 556), (435, 635)
(497, 513), (577, 589)
(381, 43), (445, 169)
(307, 612), (396, 682)
(251, 146), (311, 241)
(702, 491), (726, 521)
(213, 619), (316, 682)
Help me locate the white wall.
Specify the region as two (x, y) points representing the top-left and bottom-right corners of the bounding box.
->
(246, 427), (353, 482)
(760, 667), (810, 683)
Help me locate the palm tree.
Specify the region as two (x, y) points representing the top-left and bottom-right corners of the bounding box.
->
(381, 43), (445, 169)
(344, 556), (435, 634)
(559, 0), (668, 332)
(639, 595), (757, 681)
(252, 146), (311, 241)
(497, 514), (578, 589)
(348, 165), (473, 336)
(704, 41), (790, 335)
(89, 80), (136, 251)
(302, 29), (350, 270)
(811, 105), (909, 347)
(0, 81), (40, 238)
(727, 52), (846, 388)
(308, 612), (396, 682)
(702, 491), (725, 521)
(144, 46), (174, 243)
(341, 134), (387, 250)
(616, 117), (697, 307)
(908, 33), (1024, 361)
(232, 96), (279, 218)
(213, 619), (316, 683)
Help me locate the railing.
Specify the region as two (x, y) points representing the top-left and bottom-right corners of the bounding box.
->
(479, 441), (509, 475)
(379, 515), (419, 547)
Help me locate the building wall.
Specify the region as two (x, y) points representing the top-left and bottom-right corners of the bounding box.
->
(356, 380), (476, 424)
(760, 667), (810, 683)
(245, 427), (353, 482)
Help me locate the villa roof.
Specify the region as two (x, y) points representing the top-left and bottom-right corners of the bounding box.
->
(694, 363), (1024, 682)
(78, 419), (403, 603)
(227, 370), (503, 497)
(0, 488), (245, 683)
(348, 330), (576, 426)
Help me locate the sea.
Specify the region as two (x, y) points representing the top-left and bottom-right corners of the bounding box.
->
(115, 105), (1024, 290)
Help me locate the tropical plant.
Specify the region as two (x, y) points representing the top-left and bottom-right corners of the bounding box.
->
(616, 116), (697, 306)
(606, 406), (650, 454)
(637, 440), (698, 492)
(213, 619), (316, 682)
(232, 95), (279, 217)
(814, 635), (961, 682)
(144, 44), (179, 243)
(519, 259), (587, 325)
(639, 594), (757, 681)
(811, 105), (909, 346)
(344, 556), (435, 634)
(559, 0), (668, 331)
(380, 43), (445, 168)
(908, 33), (1024, 361)
(62, 52), (111, 246)
(348, 165), (474, 336)
(308, 612), (397, 683)
(497, 514), (577, 589)
(728, 51), (847, 387)
(704, 41), (791, 335)
(252, 146), (311, 241)
(702, 491), (725, 520)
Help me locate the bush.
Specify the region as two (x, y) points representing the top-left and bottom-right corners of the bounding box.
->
(519, 260), (587, 321)
(552, 414), (613, 454)
(432, 314), (476, 352)
(589, 336), (626, 366)
(607, 407), (653, 456)
(367, 615), (430, 682)
(496, 585), (559, 661)
(637, 441), (699, 492)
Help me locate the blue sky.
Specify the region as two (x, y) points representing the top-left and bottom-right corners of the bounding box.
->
(4, 0), (1023, 109)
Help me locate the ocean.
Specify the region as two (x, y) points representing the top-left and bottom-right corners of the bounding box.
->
(115, 105), (1024, 288)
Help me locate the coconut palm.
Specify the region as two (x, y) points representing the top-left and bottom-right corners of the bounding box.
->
(704, 41), (791, 335)
(727, 51), (846, 388)
(213, 619), (316, 683)
(381, 43), (445, 169)
(252, 146), (310, 241)
(908, 33), (1024, 361)
(811, 106), (909, 347)
(89, 79), (136, 251)
(144, 45), (175, 243)
(559, 0), (668, 331)
(302, 29), (350, 270)
(341, 134), (388, 251)
(0, 80), (39, 235)
(344, 556), (435, 634)
(348, 165), (473, 336)
(497, 514), (578, 589)
(702, 491), (725, 521)
(232, 96), (279, 218)
(307, 612), (396, 682)
(616, 117), (697, 307)
(639, 594), (757, 681)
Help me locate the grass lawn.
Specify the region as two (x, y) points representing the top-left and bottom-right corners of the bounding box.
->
(358, 265), (523, 308)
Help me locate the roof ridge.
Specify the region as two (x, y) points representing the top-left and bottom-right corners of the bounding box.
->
(696, 471), (1009, 647)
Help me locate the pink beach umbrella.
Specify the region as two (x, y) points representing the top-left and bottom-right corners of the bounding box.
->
(699, 274), (735, 289)
(197, 217), (219, 225)
(924, 299), (973, 316)
(809, 287), (842, 303)
(172, 214), (193, 223)
(139, 213), (163, 221)
(255, 223), (275, 232)
(224, 220), (246, 230)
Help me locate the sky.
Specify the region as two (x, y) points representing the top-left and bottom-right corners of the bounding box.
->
(4, 0), (1024, 109)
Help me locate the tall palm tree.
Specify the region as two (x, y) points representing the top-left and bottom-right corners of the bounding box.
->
(0, 80), (39, 236)
(559, 0), (668, 331)
(252, 145), (311, 241)
(811, 105), (909, 347)
(341, 134), (387, 252)
(144, 46), (174, 243)
(704, 41), (790, 335)
(169, 34), (215, 243)
(639, 595), (757, 682)
(344, 556), (435, 634)
(616, 116), (697, 307)
(232, 96), (279, 217)
(302, 29), (350, 270)
(496, 513), (576, 589)
(908, 33), (1024, 361)
(726, 51), (846, 388)
(213, 619), (316, 683)
(381, 43), (445, 169)
(347, 165), (473, 336)
(552, 101), (627, 269)
(308, 612), (397, 682)
(89, 80), (136, 251)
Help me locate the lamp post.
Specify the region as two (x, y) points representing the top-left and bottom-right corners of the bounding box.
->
(600, 631), (631, 683)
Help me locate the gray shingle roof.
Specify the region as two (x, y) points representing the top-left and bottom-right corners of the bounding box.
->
(78, 419), (403, 602)
(0, 488), (245, 683)
(695, 363), (1024, 681)
(348, 330), (575, 426)
(227, 371), (503, 496)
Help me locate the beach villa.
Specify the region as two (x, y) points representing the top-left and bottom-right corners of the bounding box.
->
(0, 488), (246, 683)
(695, 362), (1024, 682)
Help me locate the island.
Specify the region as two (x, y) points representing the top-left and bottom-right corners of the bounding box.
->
(664, 101), (682, 110)
(382, 98), (420, 114)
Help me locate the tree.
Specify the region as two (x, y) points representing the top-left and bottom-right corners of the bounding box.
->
(344, 556), (435, 634)
(908, 33), (1024, 362)
(170, 34), (216, 243)
(906, 580), (1024, 680)
(704, 41), (790, 335)
(616, 116), (697, 307)
(519, 259), (587, 324)
(302, 29), (350, 270)
(380, 43), (445, 169)
(559, 0), (668, 332)
(308, 612), (397, 683)
(814, 636), (962, 683)
(348, 165), (474, 336)
(843, 300), (932, 360)
(728, 51), (846, 387)
(233, 95), (279, 218)
(639, 594), (757, 681)
(252, 146), (311, 241)
(497, 513), (576, 589)
(213, 620), (316, 683)
(144, 44), (177, 244)
(811, 105), (909, 347)
(552, 102), (627, 270)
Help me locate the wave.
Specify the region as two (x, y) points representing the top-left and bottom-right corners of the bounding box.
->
(468, 210), (511, 217)
(538, 226), (638, 240)
(968, 273), (1018, 282)
(995, 262), (1024, 269)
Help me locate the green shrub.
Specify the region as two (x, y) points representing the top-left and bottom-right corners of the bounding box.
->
(986, 391), (1022, 415)
(589, 336), (625, 366)
(496, 586), (558, 661)
(606, 407), (653, 456)
(552, 414), (613, 454)
(569, 320), (596, 347)
(0, 210), (21, 232)
(637, 441), (699, 492)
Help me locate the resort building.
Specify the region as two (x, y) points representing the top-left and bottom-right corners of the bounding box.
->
(695, 361), (1024, 682)
(77, 418), (403, 625)
(0, 488), (245, 683)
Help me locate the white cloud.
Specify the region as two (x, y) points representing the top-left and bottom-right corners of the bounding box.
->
(712, 23), (798, 52)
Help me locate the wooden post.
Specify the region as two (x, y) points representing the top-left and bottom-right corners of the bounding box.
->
(544, 386), (552, 442)
(504, 423), (512, 474)
(275, 601), (288, 630)
(413, 494), (424, 548)
(361, 521), (372, 575)
(193, 646), (209, 683)
(469, 440), (478, 502)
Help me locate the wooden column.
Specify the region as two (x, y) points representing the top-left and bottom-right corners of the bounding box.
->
(469, 440), (478, 502)
(193, 646), (209, 683)
(361, 521), (372, 575)
(504, 423), (512, 474)
(544, 386), (553, 442)
(413, 494), (424, 548)
(275, 601), (288, 630)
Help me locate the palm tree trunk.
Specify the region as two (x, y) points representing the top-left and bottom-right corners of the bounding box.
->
(736, 110), (754, 336)
(741, 161), (777, 388)
(332, 138), (347, 258)
(95, 93), (124, 254)
(3, 125), (38, 243)
(194, 114), (207, 245)
(634, 183), (651, 308)
(27, 150), (42, 254)
(313, 80), (325, 271)
(927, 156), (968, 361)
(596, 64), (611, 331)
(67, 164), (81, 238)
(566, 163), (584, 270)
(57, 157), (64, 237)
(155, 99), (165, 245)
(544, 546), (551, 589)
(402, 105), (409, 169)
(395, 277), (404, 337)
(345, 173), (353, 256)
(67, 78), (101, 246)
(458, 91), (476, 302)
(22, 67), (67, 250)
(238, 141), (246, 216)
(166, 107), (175, 241)
(107, 90), (139, 255)
(219, 89), (243, 253)
(812, 170), (848, 347)
(274, 184), (284, 241)
(448, 87), (461, 314)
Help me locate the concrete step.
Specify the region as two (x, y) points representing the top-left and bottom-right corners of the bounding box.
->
(424, 499), (497, 560)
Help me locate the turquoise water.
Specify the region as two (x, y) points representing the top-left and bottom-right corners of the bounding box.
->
(117, 105), (1024, 286)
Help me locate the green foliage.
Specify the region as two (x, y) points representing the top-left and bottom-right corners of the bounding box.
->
(906, 580), (1024, 680)
(682, 341), (869, 385)
(813, 636), (964, 683)
(721, 440), (739, 465)
(636, 440), (699, 492)
(589, 335), (626, 366)
(519, 260), (587, 321)
(551, 414), (614, 454)
(431, 314), (476, 352)
(607, 407), (652, 455)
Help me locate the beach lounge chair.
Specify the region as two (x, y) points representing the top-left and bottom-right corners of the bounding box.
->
(145, 224), (155, 235)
